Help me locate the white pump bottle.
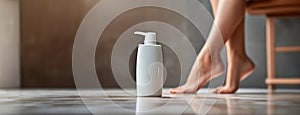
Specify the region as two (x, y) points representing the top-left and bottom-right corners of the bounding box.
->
(134, 31), (163, 97)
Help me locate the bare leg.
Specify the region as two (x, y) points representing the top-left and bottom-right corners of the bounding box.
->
(209, 0), (255, 94)
(212, 19), (255, 94)
(169, 47), (225, 94)
(169, 0), (224, 93)
(170, 0), (254, 94)
(212, 19), (255, 93)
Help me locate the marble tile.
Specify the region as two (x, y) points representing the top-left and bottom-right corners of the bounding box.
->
(0, 89), (299, 115)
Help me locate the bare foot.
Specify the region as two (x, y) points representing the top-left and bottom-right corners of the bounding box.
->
(170, 50), (225, 94)
(212, 56), (255, 94)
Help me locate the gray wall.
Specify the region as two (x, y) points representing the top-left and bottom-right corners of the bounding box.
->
(20, 0), (99, 88)
(0, 0), (20, 88)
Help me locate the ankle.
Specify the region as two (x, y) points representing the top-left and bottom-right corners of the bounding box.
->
(229, 50), (246, 58)
(229, 52), (253, 63)
(198, 50), (222, 63)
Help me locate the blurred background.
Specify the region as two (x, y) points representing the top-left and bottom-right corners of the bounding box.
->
(0, 0), (299, 89)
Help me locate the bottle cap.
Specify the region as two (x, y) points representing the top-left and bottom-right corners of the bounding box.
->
(134, 31), (157, 45)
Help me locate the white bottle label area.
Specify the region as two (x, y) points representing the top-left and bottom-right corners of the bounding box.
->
(136, 45), (163, 97)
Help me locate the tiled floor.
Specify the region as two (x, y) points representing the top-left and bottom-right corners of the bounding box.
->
(0, 89), (299, 115)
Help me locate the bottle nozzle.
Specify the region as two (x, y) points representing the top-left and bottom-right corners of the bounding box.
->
(134, 31), (147, 36)
(134, 31), (157, 45)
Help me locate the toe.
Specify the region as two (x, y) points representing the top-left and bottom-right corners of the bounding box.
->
(212, 86), (223, 93)
(169, 89), (176, 94)
(169, 84), (200, 94)
(169, 87), (182, 94)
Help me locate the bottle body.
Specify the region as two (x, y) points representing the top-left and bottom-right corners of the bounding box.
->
(136, 44), (163, 97)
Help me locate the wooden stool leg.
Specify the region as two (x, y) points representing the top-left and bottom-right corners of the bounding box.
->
(266, 16), (275, 93)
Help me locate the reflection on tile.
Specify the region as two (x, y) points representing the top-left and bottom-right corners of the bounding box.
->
(0, 89), (299, 114)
